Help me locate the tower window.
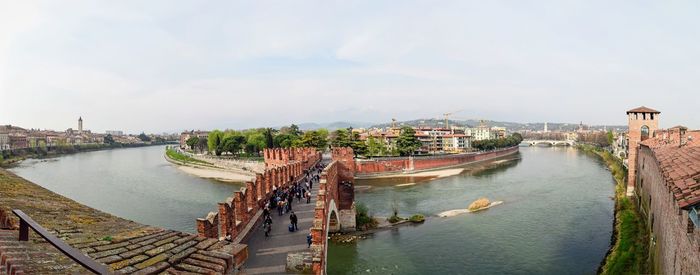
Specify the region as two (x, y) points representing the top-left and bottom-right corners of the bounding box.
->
(651, 113), (655, 120)
(643, 113), (646, 120)
(641, 126), (650, 141)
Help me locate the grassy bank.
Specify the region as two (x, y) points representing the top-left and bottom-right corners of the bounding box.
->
(165, 148), (213, 166)
(578, 145), (648, 275)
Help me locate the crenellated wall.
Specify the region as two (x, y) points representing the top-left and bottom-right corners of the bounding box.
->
(196, 147), (320, 244)
(263, 147), (321, 168)
(311, 147), (356, 275)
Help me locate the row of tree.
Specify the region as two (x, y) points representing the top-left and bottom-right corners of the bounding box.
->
(185, 124), (523, 157)
(328, 126), (422, 157)
(471, 133), (523, 151)
(184, 125), (330, 156)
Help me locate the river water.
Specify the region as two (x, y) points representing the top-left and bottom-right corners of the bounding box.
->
(328, 146), (615, 275)
(9, 146), (614, 274)
(8, 145), (240, 233)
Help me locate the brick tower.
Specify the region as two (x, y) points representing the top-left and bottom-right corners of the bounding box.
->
(626, 106), (660, 196)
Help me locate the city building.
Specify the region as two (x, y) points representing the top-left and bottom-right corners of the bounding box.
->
(471, 121), (495, 141)
(491, 127), (507, 139)
(628, 108), (700, 274)
(0, 131), (9, 150)
(106, 130), (124, 136)
(180, 130), (210, 149)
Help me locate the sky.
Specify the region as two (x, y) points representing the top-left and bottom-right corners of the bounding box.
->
(1, 1), (700, 134)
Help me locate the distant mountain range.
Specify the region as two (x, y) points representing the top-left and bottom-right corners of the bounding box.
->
(288, 119), (627, 132)
(285, 121), (376, 131)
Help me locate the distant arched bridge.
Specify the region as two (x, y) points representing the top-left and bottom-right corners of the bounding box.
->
(522, 140), (576, 147)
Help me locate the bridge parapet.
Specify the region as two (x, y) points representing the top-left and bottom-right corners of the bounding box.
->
(264, 147), (321, 168)
(196, 147), (321, 268)
(522, 139), (576, 146)
(311, 147), (357, 274)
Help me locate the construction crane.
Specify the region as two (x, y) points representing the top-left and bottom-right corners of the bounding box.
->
(442, 109), (465, 129)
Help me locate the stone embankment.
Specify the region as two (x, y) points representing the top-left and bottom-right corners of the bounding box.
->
(164, 149), (265, 182)
(354, 146), (520, 178)
(0, 168), (237, 274)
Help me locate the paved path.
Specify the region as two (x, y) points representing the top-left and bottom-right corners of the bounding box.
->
(241, 170), (321, 274)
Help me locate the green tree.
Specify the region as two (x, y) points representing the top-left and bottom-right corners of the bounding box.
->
(208, 130), (224, 155)
(366, 136), (387, 156)
(245, 131), (267, 155)
(331, 129), (352, 148)
(350, 132), (367, 157)
(396, 127), (422, 156)
(186, 136), (199, 151)
(297, 129), (329, 150)
(138, 133), (151, 142)
(607, 131), (614, 146)
(263, 128), (275, 148)
(196, 137), (208, 154)
(104, 134), (115, 145)
(274, 133), (299, 148)
(221, 134), (246, 156)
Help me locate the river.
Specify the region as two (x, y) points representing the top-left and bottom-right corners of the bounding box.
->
(8, 146), (614, 274)
(328, 146), (615, 274)
(8, 145), (240, 233)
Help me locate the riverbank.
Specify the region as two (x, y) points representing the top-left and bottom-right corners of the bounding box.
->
(0, 142), (175, 167)
(163, 148), (255, 182)
(577, 145), (649, 275)
(355, 146), (520, 179)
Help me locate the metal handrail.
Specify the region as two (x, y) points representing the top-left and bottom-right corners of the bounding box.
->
(12, 209), (110, 274)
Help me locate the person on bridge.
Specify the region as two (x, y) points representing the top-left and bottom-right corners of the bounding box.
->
(277, 199), (284, 216)
(290, 211), (298, 231)
(307, 233), (312, 248)
(264, 215), (272, 237)
(306, 190), (311, 203)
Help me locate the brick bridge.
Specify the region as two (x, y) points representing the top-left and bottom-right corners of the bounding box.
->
(195, 147), (356, 274)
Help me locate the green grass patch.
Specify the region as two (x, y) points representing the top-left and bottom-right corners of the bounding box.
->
(165, 148), (213, 166)
(578, 145), (649, 275)
(409, 214), (425, 223)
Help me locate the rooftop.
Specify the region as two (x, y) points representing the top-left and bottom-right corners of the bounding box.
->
(641, 129), (700, 209)
(626, 106), (660, 114)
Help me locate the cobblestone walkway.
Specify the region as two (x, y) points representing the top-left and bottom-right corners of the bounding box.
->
(241, 171), (321, 274)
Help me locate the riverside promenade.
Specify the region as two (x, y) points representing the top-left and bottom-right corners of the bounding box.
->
(241, 168), (322, 274)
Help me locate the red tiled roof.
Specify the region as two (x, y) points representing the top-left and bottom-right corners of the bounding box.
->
(626, 106), (660, 114)
(643, 130), (700, 209)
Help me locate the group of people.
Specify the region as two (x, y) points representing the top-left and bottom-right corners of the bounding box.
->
(261, 162), (326, 238)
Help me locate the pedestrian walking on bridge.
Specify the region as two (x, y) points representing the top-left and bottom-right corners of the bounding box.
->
(290, 211), (298, 231)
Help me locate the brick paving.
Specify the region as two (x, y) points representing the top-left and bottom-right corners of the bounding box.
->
(241, 169), (321, 274)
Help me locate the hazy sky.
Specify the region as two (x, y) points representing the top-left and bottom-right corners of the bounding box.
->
(2, 1), (699, 133)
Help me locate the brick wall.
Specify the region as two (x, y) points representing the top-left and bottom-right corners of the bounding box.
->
(196, 148), (320, 242)
(636, 146), (700, 274)
(627, 112), (659, 194)
(355, 146), (519, 176)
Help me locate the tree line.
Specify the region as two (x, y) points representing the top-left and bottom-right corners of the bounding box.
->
(185, 125), (523, 158)
(471, 133), (523, 151)
(184, 124), (329, 156)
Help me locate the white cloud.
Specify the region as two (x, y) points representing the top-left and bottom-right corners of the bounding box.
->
(1, 1), (700, 132)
